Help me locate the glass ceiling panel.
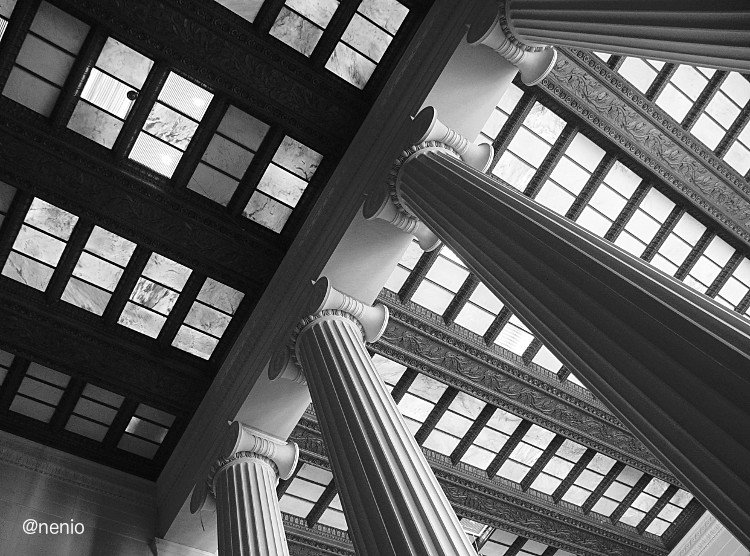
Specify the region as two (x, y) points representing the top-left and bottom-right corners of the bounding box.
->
(118, 402), (175, 459)
(69, 38), (154, 148)
(10, 362), (70, 424)
(129, 72), (213, 178)
(2, 2), (89, 117)
(325, 0), (409, 89)
(213, 0), (265, 23)
(271, 0), (338, 56)
(0, 0), (17, 42)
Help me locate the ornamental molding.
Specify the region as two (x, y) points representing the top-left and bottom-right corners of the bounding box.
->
(54, 0), (360, 148)
(291, 418), (666, 556)
(374, 292), (677, 483)
(543, 49), (750, 247)
(283, 513), (354, 556)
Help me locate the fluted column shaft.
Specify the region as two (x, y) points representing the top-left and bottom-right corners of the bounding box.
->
(294, 312), (476, 556)
(397, 149), (750, 548)
(213, 455), (289, 556)
(506, 0), (750, 72)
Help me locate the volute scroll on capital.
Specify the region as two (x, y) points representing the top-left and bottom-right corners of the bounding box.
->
(269, 277), (390, 384)
(363, 107), (493, 251)
(466, 0), (557, 86)
(189, 422), (299, 514)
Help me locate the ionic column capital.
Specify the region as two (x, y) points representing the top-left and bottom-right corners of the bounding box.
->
(190, 422), (298, 514)
(269, 278), (389, 385)
(364, 107), (492, 251)
(467, 0), (557, 85)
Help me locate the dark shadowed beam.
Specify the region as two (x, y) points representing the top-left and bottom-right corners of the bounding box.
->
(291, 417), (669, 556)
(582, 462), (626, 515)
(488, 91), (537, 172)
(390, 367), (418, 403)
(442, 273), (479, 325)
(604, 182), (650, 243)
(375, 291), (679, 484)
(715, 102), (750, 159)
(414, 386), (458, 445)
(483, 306), (511, 345)
(53, 0), (365, 152)
(277, 461), (303, 499)
(673, 230), (714, 281)
(0, 278), (207, 414)
(306, 481), (338, 528)
(48, 377), (85, 433)
(521, 337), (543, 366)
(0, 99), (282, 292)
(45, 221), (94, 303)
(0, 401), (166, 479)
(0, 357), (30, 413)
(551, 448), (596, 503)
(450, 403), (496, 465)
(641, 206), (685, 263)
(504, 536), (529, 556)
(565, 155), (616, 221)
(520, 434), (565, 492)
(486, 420), (532, 479)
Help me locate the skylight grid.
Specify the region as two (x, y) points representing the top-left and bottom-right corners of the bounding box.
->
(716, 257), (750, 309)
(0, 348), (14, 387)
(615, 187), (675, 258)
(651, 212), (706, 276)
(64, 383), (124, 442)
(383, 239), (426, 292)
(423, 391), (483, 456)
(655, 65), (714, 123)
(188, 105), (270, 206)
(562, 452), (616, 506)
(129, 72), (213, 178)
(479, 528), (563, 556)
(172, 278), (245, 360)
(326, 0), (408, 89)
(117, 253), (192, 338)
(372, 353), (408, 391)
(534, 132), (605, 216)
(2, 198), (79, 292)
(491, 102), (566, 192)
(616, 57), (664, 94)
(530, 439), (586, 495)
(397, 373), (447, 436)
(2, 2), (89, 116)
(10, 362), (70, 423)
(496, 424), (556, 483)
(477, 84), (524, 144)
(279, 463), (350, 530)
(243, 136), (322, 233)
(118, 403), (175, 459)
(270, 0), (339, 57)
(684, 235), (735, 294)
(460, 407), (522, 470)
(62, 226), (137, 316)
(591, 466), (643, 518)
(648, 489), (693, 536)
(494, 314), (534, 355)
(68, 38), (154, 149)
(319, 494), (347, 531)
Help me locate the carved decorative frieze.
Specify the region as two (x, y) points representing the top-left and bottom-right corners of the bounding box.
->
(543, 49), (750, 247)
(374, 292), (677, 483)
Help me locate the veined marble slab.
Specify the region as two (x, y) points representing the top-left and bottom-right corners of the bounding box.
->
(197, 278), (244, 315)
(130, 277), (180, 316)
(144, 104), (198, 151)
(257, 163), (307, 208)
(68, 101), (123, 148)
(173, 325), (218, 360)
(270, 7), (323, 57)
(118, 302), (166, 338)
(285, 0), (338, 28)
(272, 136), (322, 180)
(142, 253), (191, 291)
(184, 302), (231, 338)
(84, 226), (136, 267)
(243, 191), (292, 233)
(25, 198), (78, 240)
(96, 37), (153, 89)
(62, 277), (111, 316)
(325, 42), (375, 89)
(358, 0), (407, 34)
(342, 14), (391, 63)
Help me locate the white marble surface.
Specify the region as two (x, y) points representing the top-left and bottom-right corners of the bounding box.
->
(25, 198), (78, 240)
(85, 226), (136, 267)
(142, 253), (191, 291)
(257, 164), (307, 208)
(188, 163), (239, 206)
(196, 278), (244, 314)
(358, 0), (408, 34)
(243, 191), (292, 233)
(487, 408), (522, 435)
(371, 354), (406, 385)
(130, 277), (180, 316)
(61, 277), (111, 316)
(68, 101), (123, 148)
(172, 325), (218, 360)
(492, 151), (535, 190)
(159, 72), (212, 121)
(184, 302), (230, 337)
(2, 251), (54, 291)
(217, 106), (269, 150)
(13, 224), (65, 265)
(144, 104), (198, 150)
(215, 0), (264, 23)
(273, 136), (322, 180)
(203, 134), (253, 178)
(72, 252), (123, 290)
(96, 37), (153, 88)
(286, 0), (338, 28)
(118, 301), (166, 338)
(408, 373), (447, 403)
(325, 42), (375, 89)
(342, 13), (391, 63)
(270, 8), (323, 57)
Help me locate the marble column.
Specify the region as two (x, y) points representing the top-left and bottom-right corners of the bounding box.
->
(388, 146), (750, 548)
(270, 278), (476, 556)
(477, 0), (750, 73)
(190, 423), (298, 556)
